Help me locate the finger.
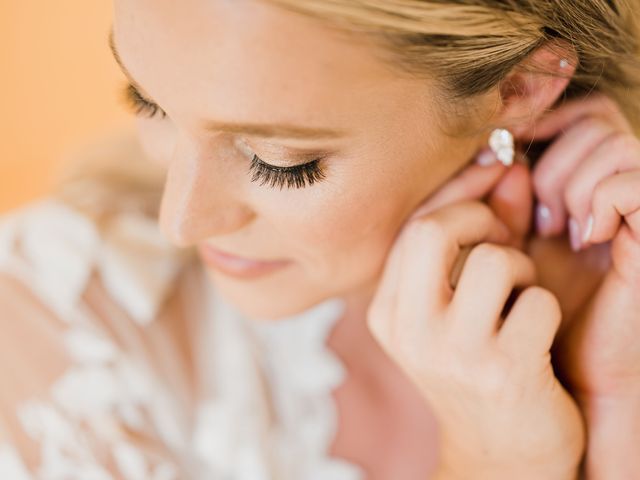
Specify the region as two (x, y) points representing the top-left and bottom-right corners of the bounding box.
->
(448, 243), (537, 344)
(372, 163), (509, 344)
(397, 201), (511, 325)
(518, 93), (631, 142)
(368, 220), (408, 342)
(531, 116), (618, 237)
(562, 133), (640, 247)
(588, 170), (640, 245)
(405, 162), (508, 225)
(610, 224), (640, 282)
(486, 160), (534, 243)
(498, 286), (562, 362)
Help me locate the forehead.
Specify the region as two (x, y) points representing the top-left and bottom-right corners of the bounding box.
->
(112, 0), (422, 130)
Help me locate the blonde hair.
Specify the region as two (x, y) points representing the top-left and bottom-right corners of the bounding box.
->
(266, 0), (640, 127)
(55, 0), (640, 219)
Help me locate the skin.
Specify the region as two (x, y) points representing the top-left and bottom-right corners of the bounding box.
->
(112, 0), (505, 324)
(111, 0), (596, 477)
(516, 95), (640, 478)
(111, 0), (569, 321)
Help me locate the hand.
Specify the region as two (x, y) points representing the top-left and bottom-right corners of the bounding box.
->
(517, 93), (640, 477)
(519, 93), (640, 397)
(367, 163), (585, 480)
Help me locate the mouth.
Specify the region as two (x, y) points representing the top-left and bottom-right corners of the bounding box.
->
(197, 244), (292, 280)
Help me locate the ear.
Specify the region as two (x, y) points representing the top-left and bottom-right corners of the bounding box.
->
(495, 40), (578, 137)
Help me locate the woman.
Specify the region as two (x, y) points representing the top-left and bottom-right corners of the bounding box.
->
(1, 0), (639, 478)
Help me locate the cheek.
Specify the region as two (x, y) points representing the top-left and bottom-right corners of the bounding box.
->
(312, 195), (404, 284)
(254, 162), (417, 279)
(135, 117), (177, 168)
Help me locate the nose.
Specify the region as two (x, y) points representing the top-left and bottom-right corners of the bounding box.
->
(158, 133), (256, 247)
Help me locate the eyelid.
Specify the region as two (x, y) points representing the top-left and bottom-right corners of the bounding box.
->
(249, 154), (326, 189)
(125, 86), (334, 162)
(129, 82), (157, 106)
(234, 136), (328, 166)
(124, 82), (168, 118)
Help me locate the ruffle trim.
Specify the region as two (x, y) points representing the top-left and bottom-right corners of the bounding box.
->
(0, 197), (366, 479)
(178, 266), (367, 479)
(0, 197), (189, 325)
(0, 198), (196, 478)
(245, 297), (367, 480)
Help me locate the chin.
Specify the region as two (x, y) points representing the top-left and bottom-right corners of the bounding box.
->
(204, 269), (339, 321)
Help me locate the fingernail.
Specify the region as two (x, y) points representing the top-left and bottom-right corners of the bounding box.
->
(582, 214), (594, 244)
(568, 217), (582, 252)
(535, 203), (552, 236)
(475, 149), (497, 166)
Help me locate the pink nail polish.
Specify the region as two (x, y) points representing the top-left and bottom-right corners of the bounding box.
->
(582, 214), (594, 243)
(568, 217), (581, 252)
(535, 204), (552, 235)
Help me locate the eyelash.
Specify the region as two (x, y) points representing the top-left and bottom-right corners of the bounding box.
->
(249, 154), (325, 190)
(120, 82), (326, 190)
(121, 83), (168, 119)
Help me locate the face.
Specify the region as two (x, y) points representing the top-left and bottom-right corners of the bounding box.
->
(112, 0), (487, 320)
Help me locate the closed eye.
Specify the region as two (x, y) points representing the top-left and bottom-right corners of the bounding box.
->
(121, 82), (168, 119)
(119, 81), (327, 190)
(248, 154), (326, 189)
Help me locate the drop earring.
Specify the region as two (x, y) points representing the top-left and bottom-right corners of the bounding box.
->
(489, 128), (515, 166)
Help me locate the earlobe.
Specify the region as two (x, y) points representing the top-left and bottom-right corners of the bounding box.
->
(497, 39), (578, 137)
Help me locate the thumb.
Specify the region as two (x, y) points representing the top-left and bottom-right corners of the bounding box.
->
(486, 156), (534, 249)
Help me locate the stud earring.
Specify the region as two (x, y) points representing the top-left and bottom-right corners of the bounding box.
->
(559, 58), (569, 69)
(489, 128), (515, 166)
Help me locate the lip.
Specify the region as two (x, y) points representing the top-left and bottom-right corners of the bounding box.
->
(197, 244), (291, 279)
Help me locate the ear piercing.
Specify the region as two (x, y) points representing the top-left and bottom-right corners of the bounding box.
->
(489, 128), (515, 166)
(560, 58), (569, 69)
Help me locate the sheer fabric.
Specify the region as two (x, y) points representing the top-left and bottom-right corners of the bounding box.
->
(0, 197), (366, 480)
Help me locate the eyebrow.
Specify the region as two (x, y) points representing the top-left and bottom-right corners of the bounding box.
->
(108, 27), (349, 140)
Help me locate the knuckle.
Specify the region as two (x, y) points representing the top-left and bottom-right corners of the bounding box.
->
(517, 252), (536, 275)
(591, 179), (608, 207)
(457, 201), (497, 229)
(468, 243), (512, 275)
(408, 217), (451, 246)
(531, 118), (615, 194)
(562, 178), (583, 213)
(578, 114), (612, 131)
(604, 131), (639, 153)
(572, 115), (616, 141)
(440, 199), (493, 220)
(465, 200), (494, 220)
(520, 286), (562, 323)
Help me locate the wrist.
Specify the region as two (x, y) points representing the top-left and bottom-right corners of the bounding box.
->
(432, 458), (580, 480)
(434, 435), (581, 480)
(576, 392), (640, 479)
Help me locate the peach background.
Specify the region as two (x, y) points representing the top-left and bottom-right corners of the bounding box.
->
(0, 1), (134, 213)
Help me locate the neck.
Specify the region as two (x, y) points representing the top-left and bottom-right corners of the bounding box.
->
(328, 280), (434, 414)
(328, 279), (399, 391)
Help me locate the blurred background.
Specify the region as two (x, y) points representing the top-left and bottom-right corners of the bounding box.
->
(0, 1), (134, 213)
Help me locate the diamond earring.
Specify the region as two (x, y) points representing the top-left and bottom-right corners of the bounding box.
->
(489, 128), (515, 166)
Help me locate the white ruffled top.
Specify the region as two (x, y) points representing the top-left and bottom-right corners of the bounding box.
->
(0, 197), (367, 480)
